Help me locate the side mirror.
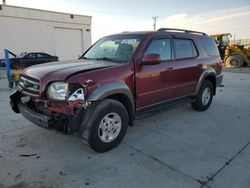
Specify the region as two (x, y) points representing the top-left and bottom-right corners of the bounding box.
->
(142, 54), (161, 65)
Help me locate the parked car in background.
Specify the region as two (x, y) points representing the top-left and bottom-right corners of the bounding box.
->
(10, 52), (58, 69)
(0, 52), (58, 69)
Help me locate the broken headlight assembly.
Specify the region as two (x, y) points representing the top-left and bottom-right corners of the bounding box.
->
(47, 82), (85, 101)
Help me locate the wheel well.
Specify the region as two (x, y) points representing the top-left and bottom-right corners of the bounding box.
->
(107, 94), (134, 126)
(205, 75), (216, 95)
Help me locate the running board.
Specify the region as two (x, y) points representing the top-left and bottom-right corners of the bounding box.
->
(135, 97), (193, 120)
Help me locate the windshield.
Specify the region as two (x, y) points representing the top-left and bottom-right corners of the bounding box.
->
(212, 35), (230, 47)
(81, 35), (142, 63)
(221, 35), (230, 46)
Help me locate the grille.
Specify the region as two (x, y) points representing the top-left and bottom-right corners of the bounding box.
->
(18, 75), (40, 96)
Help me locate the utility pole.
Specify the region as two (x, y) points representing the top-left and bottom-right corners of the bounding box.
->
(3, 0), (6, 5)
(152, 16), (159, 31)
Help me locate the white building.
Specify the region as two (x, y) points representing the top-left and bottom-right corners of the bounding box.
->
(0, 4), (92, 60)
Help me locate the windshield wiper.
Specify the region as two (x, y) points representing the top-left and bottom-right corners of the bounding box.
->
(81, 56), (125, 63)
(81, 56), (90, 60)
(97, 57), (112, 60)
(95, 57), (123, 63)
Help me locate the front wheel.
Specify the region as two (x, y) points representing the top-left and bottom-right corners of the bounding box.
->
(85, 99), (129, 153)
(192, 80), (214, 111)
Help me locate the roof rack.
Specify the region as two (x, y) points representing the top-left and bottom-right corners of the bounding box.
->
(157, 28), (207, 36)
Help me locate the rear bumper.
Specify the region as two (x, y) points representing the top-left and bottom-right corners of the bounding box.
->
(216, 74), (223, 87)
(18, 102), (53, 129)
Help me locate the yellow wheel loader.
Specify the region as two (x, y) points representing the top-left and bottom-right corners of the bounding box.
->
(210, 33), (250, 67)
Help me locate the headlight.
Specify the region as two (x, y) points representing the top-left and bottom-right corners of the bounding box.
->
(47, 82), (69, 100)
(47, 82), (85, 101)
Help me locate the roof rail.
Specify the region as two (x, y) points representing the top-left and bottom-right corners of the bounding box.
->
(157, 28), (207, 36)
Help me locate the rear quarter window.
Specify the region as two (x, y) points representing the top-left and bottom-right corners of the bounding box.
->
(200, 37), (220, 56)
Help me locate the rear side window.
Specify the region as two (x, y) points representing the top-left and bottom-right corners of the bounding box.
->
(174, 39), (198, 59)
(144, 39), (171, 61)
(200, 37), (220, 56)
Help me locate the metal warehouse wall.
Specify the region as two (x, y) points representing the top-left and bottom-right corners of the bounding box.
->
(0, 5), (92, 60)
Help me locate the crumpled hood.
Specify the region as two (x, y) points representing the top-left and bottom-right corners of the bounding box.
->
(23, 59), (119, 83)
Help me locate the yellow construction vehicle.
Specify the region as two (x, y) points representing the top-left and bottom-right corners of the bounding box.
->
(210, 33), (250, 67)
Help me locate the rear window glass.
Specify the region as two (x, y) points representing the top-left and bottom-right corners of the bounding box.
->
(200, 37), (220, 56)
(174, 39), (198, 59)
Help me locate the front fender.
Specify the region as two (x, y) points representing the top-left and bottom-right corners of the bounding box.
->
(87, 82), (135, 126)
(87, 82), (134, 102)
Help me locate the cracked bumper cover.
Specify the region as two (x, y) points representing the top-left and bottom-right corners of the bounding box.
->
(10, 90), (90, 133)
(18, 102), (53, 129)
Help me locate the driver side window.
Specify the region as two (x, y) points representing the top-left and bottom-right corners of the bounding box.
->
(144, 39), (172, 61)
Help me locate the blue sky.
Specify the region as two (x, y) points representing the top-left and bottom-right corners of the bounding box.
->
(6, 0), (250, 42)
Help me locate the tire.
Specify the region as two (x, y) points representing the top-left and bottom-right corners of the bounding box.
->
(86, 99), (129, 153)
(225, 55), (243, 67)
(192, 80), (214, 111)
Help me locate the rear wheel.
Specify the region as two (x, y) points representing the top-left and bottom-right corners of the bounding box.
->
(192, 80), (214, 111)
(225, 55), (243, 67)
(85, 99), (129, 153)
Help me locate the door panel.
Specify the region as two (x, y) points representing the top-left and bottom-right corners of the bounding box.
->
(135, 38), (177, 109)
(174, 59), (203, 97)
(136, 62), (176, 109)
(173, 38), (203, 97)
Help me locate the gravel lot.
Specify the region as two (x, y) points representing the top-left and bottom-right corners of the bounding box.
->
(0, 68), (250, 188)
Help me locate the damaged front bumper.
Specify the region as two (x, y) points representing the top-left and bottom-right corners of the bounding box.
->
(18, 102), (53, 129)
(10, 90), (90, 134)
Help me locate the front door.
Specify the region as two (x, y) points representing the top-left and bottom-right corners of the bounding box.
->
(135, 38), (177, 109)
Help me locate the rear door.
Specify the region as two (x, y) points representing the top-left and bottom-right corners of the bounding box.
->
(135, 37), (177, 109)
(173, 38), (203, 97)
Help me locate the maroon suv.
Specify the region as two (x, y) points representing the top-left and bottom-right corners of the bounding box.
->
(10, 28), (223, 152)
